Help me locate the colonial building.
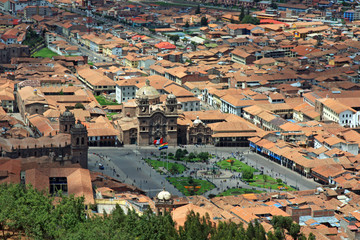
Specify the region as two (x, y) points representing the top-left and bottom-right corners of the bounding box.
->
(0, 110), (89, 168)
(115, 80), (179, 146)
(188, 117), (212, 145)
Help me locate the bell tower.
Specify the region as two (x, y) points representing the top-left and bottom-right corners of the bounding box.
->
(137, 94), (150, 116)
(70, 120), (88, 169)
(59, 109), (75, 134)
(165, 93), (178, 115)
(165, 93), (178, 146)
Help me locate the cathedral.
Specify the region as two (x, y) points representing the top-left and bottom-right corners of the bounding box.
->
(0, 110), (89, 168)
(115, 80), (179, 146)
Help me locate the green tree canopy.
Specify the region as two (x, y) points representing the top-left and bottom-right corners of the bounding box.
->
(0, 183), (313, 240)
(239, 6), (245, 21)
(169, 35), (180, 45)
(242, 169), (254, 180)
(75, 103), (85, 109)
(201, 16), (208, 26)
(195, 5), (201, 14)
(241, 15), (260, 25)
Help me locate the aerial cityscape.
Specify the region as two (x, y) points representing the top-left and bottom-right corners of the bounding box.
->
(0, 0), (359, 238)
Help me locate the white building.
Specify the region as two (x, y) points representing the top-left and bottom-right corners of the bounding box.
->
(116, 82), (138, 104)
(179, 97), (200, 112)
(316, 98), (360, 128)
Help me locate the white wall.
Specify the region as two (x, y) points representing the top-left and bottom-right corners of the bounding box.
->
(116, 85), (137, 103)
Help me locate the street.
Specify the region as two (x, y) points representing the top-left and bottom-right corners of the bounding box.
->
(88, 145), (320, 198)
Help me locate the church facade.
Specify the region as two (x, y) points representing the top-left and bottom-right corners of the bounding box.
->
(116, 80), (179, 146)
(0, 110), (89, 168)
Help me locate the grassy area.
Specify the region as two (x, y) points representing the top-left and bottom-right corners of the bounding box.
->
(169, 150), (213, 163)
(248, 175), (295, 191)
(106, 112), (120, 120)
(145, 159), (187, 175)
(88, 61), (94, 66)
(216, 158), (257, 173)
(167, 177), (215, 196)
(32, 47), (59, 58)
(217, 188), (264, 197)
(95, 96), (120, 106)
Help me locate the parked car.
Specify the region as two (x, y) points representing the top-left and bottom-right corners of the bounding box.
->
(98, 163), (104, 170)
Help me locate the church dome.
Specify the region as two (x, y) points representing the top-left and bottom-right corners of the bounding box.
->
(62, 109), (73, 117)
(136, 79), (160, 100)
(157, 189), (172, 201)
(193, 116), (203, 125)
(167, 92), (176, 99)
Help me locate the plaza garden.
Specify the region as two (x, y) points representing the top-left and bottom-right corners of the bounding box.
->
(144, 158), (187, 175)
(217, 158), (295, 191)
(167, 149), (213, 162)
(167, 177), (215, 196)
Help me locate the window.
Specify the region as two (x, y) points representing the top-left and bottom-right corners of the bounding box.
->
(49, 177), (68, 195)
(76, 137), (79, 145)
(81, 137), (84, 145)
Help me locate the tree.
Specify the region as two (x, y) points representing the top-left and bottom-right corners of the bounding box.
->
(270, 1), (278, 9)
(75, 103), (85, 109)
(169, 164), (179, 175)
(239, 6), (245, 22)
(254, 219), (267, 240)
(274, 227), (283, 240)
(185, 21), (190, 28)
(188, 152), (196, 160)
(242, 169), (253, 180)
(198, 152), (209, 162)
(195, 5), (201, 14)
(241, 15), (260, 25)
(289, 223), (301, 240)
(169, 35), (180, 45)
(23, 27), (44, 49)
(179, 211), (213, 240)
(175, 149), (186, 160)
(267, 231), (278, 240)
(246, 222), (256, 239)
(276, 178), (283, 185)
(200, 16), (208, 26)
(308, 232), (316, 240)
(263, 174), (268, 183)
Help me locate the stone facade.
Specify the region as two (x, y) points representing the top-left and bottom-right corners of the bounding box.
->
(137, 93), (178, 146)
(116, 80), (179, 146)
(0, 110), (89, 168)
(188, 117), (213, 145)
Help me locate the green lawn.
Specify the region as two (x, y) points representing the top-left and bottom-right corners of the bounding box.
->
(248, 175), (295, 191)
(95, 96), (120, 106)
(217, 188), (264, 197)
(217, 158), (257, 173)
(106, 112), (119, 120)
(88, 61), (94, 66)
(145, 159), (187, 175)
(32, 48), (59, 58)
(167, 177), (215, 196)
